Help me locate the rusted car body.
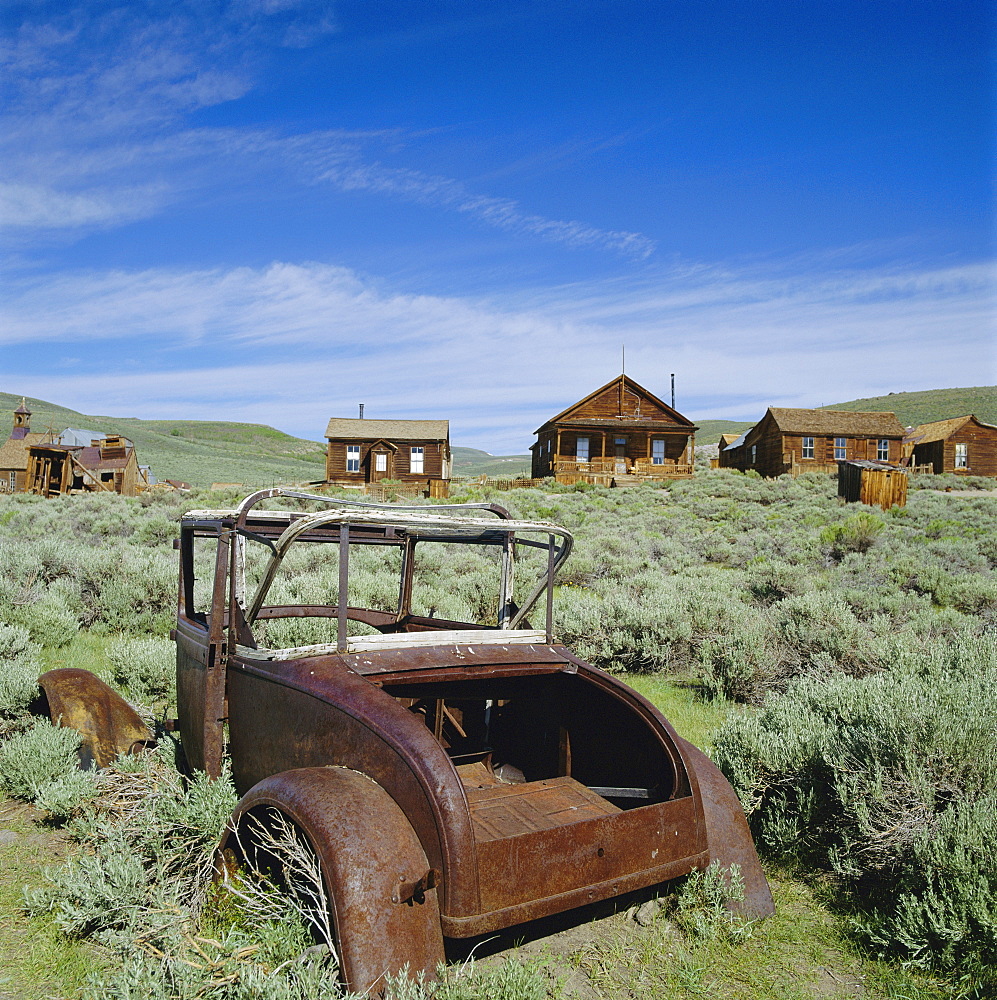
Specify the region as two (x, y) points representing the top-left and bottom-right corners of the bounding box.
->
(165, 488), (773, 991)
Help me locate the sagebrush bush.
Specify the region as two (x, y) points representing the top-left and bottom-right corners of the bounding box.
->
(0, 718), (84, 800)
(108, 636), (175, 703)
(0, 620), (42, 715)
(712, 634), (997, 976)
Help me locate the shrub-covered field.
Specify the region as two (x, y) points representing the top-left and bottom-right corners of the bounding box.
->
(0, 471), (994, 998)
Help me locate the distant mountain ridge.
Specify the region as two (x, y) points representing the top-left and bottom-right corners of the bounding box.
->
(2, 386), (992, 487)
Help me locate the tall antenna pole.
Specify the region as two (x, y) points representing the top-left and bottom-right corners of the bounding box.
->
(671, 374), (675, 409)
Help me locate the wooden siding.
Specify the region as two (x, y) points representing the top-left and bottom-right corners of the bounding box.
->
(532, 375), (697, 481)
(723, 410), (904, 478)
(910, 418), (997, 476)
(325, 438), (449, 485)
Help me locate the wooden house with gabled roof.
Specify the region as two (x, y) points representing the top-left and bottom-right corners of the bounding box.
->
(325, 417), (451, 490)
(904, 415), (997, 476)
(531, 375), (698, 484)
(720, 407), (905, 478)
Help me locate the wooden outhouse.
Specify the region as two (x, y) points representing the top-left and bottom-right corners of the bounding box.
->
(837, 460), (908, 510)
(325, 418), (451, 490)
(721, 408), (905, 478)
(904, 415), (997, 477)
(531, 375), (697, 484)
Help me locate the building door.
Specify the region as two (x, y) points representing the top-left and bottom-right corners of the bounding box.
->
(614, 437), (627, 474)
(371, 450), (391, 482)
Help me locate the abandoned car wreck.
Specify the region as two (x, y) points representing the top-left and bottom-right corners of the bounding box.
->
(42, 490), (773, 995)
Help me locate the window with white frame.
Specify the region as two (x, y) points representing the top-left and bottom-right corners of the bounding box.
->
(955, 443), (968, 469)
(877, 439), (889, 461)
(346, 445), (360, 472)
(802, 436), (814, 459)
(652, 438), (665, 465)
(375, 453), (387, 472)
(751, 444), (757, 464)
(576, 436), (589, 462)
(410, 447), (424, 474)
(834, 437), (847, 460)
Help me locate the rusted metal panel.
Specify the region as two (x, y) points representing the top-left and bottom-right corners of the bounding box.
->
(474, 795), (702, 913)
(222, 766), (444, 996)
(38, 668), (154, 768)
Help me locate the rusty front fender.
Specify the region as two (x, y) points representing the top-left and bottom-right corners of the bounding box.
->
(221, 765), (445, 996)
(677, 737), (775, 918)
(38, 668), (154, 769)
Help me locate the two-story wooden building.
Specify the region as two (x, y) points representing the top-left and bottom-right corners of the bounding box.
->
(904, 415), (997, 477)
(531, 375), (698, 484)
(325, 418), (451, 490)
(720, 407), (905, 478)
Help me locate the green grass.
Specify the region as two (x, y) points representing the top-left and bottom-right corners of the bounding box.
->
(39, 631), (117, 683)
(0, 804), (99, 998)
(570, 871), (958, 999)
(622, 673), (735, 750)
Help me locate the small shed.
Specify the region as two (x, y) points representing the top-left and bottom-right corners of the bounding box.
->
(837, 460), (908, 510)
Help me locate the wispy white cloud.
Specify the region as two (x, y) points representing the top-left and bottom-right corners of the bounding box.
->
(5, 256), (993, 450)
(0, 4), (653, 257)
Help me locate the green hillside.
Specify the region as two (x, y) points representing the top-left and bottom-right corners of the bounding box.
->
(0, 393), (326, 489)
(819, 386), (996, 427)
(691, 387), (996, 442)
(451, 446), (531, 477)
(693, 420), (755, 442)
(3, 385), (991, 488)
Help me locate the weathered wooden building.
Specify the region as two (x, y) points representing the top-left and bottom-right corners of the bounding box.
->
(531, 375), (697, 484)
(720, 408), (905, 478)
(325, 418), (451, 490)
(26, 434), (147, 497)
(904, 415), (997, 477)
(0, 400), (50, 493)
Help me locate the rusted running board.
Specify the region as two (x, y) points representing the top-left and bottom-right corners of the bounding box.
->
(38, 668), (155, 769)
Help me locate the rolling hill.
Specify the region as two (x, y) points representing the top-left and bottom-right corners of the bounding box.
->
(2, 386), (992, 488)
(0, 393), (327, 489)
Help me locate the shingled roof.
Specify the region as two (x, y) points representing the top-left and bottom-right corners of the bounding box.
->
(766, 408), (904, 437)
(0, 430), (48, 471)
(324, 418), (449, 441)
(905, 415), (993, 445)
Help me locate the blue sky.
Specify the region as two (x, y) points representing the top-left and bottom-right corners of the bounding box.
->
(2, 0), (994, 452)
